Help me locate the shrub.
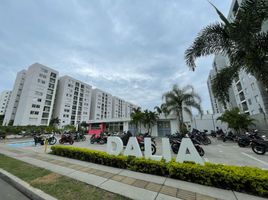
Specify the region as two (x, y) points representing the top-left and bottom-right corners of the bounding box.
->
(51, 145), (268, 197)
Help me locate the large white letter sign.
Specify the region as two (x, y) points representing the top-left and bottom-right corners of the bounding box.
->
(107, 137), (123, 156)
(144, 138), (162, 161)
(176, 138), (204, 165)
(162, 138), (172, 162)
(123, 137), (143, 157)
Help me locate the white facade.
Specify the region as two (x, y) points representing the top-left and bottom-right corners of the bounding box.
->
(3, 70), (27, 125)
(112, 96), (127, 118)
(207, 55), (229, 114)
(125, 102), (138, 118)
(13, 63), (59, 126)
(208, 0), (268, 115)
(53, 76), (92, 127)
(0, 90), (12, 116)
(90, 89), (113, 120)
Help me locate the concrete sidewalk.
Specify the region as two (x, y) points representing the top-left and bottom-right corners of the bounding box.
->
(0, 145), (267, 200)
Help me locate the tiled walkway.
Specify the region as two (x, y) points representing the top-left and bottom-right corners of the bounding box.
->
(0, 146), (267, 200)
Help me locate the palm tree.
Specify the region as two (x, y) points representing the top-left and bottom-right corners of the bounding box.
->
(130, 107), (143, 134)
(217, 107), (255, 134)
(162, 84), (202, 132)
(154, 104), (169, 118)
(185, 0), (268, 103)
(143, 109), (159, 134)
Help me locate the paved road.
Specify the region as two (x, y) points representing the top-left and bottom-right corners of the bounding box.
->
(0, 178), (30, 200)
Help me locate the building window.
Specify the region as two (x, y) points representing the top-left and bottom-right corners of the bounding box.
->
(248, 99), (252, 105)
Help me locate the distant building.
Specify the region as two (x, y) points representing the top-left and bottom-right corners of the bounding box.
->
(3, 63), (137, 126)
(90, 89), (113, 120)
(0, 90), (12, 116)
(9, 63), (59, 126)
(53, 75), (92, 127)
(3, 70), (27, 125)
(112, 96), (127, 118)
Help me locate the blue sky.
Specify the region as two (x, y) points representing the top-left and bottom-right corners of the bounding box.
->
(0, 0), (231, 113)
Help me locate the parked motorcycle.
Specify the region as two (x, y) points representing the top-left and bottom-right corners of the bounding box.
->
(222, 131), (237, 142)
(73, 132), (86, 142)
(237, 130), (264, 147)
(191, 129), (211, 145)
(121, 131), (157, 155)
(251, 137), (268, 155)
(210, 130), (216, 138)
(45, 132), (57, 145)
(59, 133), (74, 145)
(33, 134), (45, 146)
(170, 137), (205, 156)
(90, 132), (109, 144)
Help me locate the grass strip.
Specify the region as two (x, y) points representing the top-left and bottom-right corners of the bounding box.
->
(0, 154), (129, 200)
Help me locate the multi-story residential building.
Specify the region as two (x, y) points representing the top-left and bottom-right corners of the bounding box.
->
(12, 63), (58, 126)
(53, 75), (92, 127)
(112, 97), (126, 118)
(0, 90), (12, 116)
(90, 89), (113, 120)
(208, 0), (268, 115)
(125, 102), (138, 118)
(207, 55), (229, 114)
(3, 70), (27, 125)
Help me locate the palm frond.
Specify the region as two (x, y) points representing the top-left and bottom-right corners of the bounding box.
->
(185, 23), (230, 70)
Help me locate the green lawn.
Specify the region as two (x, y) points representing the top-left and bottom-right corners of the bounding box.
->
(0, 154), (130, 200)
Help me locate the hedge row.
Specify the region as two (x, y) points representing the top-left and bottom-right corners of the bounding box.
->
(51, 145), (268, 197)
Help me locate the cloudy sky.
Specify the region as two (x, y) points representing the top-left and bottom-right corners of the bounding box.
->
(0, 0), (231, 113)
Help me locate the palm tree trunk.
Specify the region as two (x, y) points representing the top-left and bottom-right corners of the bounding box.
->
(178, 109), (184, 133)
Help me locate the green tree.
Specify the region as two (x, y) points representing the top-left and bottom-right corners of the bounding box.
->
(63, 124), (76, 132)
(142, 109), (159, 134)
(162, 84), (202, 132)
(49, 117), (61, 127)
(185, 0), (268, 104)
(130, 107), (143, 134)
(217, 107), (255, 133)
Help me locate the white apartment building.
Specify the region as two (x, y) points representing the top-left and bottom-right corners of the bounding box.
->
(12, 63), (59, 126)
(3, 70), (27, 125)
(208, 0), (268, 115)
(90, 89), (113, 120)
(0, 90), (12, 116)
(125, 102), (138, 118)
(207, 55), (229, 114)
(53, 75), (92, 127)
(112, 96), (127, 118)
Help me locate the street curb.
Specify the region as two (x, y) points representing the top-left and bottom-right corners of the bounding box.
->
(0, 168), (57, 200)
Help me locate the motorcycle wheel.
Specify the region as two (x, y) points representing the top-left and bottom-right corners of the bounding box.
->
(59, 139), (64, 144)
(171, 143), (179, 154)
(99, 139), (105, 145)
(82, 135), (86, 141)
(223, 138), (226, 142)
(40, 141), (44, 145)
(206, 137), (211, 144)
(49, 137), (57, 145)
(252, 144), (266, 155)
(69, 140), (74, 145)
(195, 146), (205, 157)
(151, 144), (156, 155)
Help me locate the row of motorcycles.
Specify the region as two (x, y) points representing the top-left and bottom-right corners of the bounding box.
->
(33, 132), (86, 146)
(211, 128), (268, 155)
(90, 131), (157, 154)
(167, 129), (210, 157)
